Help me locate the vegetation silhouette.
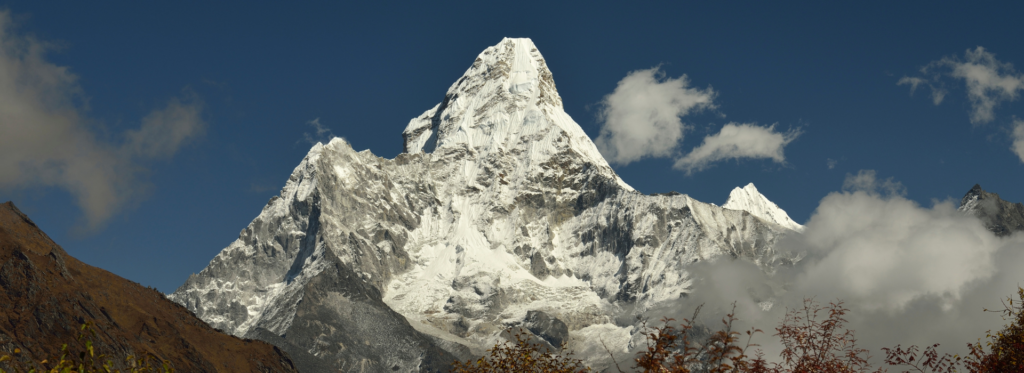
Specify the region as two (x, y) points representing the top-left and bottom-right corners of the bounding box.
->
(452, 288), (1024, 373)
(451, 328), (590, 373)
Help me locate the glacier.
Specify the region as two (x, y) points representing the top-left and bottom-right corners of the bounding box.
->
(169, 38), (801, 372)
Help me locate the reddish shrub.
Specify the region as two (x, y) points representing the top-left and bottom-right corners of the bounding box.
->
(451, 328), (589, 373)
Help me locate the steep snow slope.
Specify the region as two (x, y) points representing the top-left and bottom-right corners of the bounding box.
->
(170, 38), (800, 371)
(723, 183), (803, 231)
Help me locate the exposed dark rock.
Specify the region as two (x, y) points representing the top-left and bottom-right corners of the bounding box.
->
(522, 311), (569, 349)
(959, 184), (1024, 236)
(530, 251), (550, 279)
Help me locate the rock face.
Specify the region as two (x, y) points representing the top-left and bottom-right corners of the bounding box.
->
(959, 184), (1024, 236)
(522, 310), (569, 349)
(170, 38), (800, 371)
(0, 202), (299, 373)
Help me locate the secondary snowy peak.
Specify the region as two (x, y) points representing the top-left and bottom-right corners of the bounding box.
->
(723, 183), (803, 231)
(402, 38), (628, 189)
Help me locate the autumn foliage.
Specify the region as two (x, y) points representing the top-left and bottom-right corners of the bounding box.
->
(451, 328), (589, 373)
(636, 300), (881, 373)
(635, 303), (761, 373)
(962, 287), (1024, 372)
(453, 288), (1024, 373)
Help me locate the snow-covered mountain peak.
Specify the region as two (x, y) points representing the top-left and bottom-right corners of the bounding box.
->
(723, 183), (803, 231)
(401, 38), (629, 190)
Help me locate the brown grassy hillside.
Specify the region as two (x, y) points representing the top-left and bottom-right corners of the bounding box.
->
(0, 201), (299, 373)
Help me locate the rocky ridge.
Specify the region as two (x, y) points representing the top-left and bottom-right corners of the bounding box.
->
(959, 184), (1024, 236)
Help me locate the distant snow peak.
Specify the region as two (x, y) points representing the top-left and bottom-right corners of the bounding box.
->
(723, 183), (803, 231)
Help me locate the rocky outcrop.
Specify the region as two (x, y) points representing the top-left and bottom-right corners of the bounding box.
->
(959, 184), (1024, 236)
(0, 202), (299, 373)
(522, 311), (569, 349)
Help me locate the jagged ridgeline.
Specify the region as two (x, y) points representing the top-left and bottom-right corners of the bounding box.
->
(169, 38), (802, 372)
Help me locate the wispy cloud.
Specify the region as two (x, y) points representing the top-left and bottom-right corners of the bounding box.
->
(124, 92), (205, 159)
(897, 76), (946, 105)
(0, 11), (204, 232)
(595, 67), (715, 165)
(302, 117), (336, 145)
(840, 169), (905, 197)
(902, 46), (1024, 124)
(1013, 119), (1024, 163)
(673, 123), (800, 174)
(897, 76), (926, 95)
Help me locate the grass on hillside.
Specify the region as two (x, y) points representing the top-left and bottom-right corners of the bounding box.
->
(0, 322), (173, 373)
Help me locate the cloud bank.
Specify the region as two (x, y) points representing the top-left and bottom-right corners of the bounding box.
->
(791, 177), (997, 313)
(643, 170), (1024, 363)
(902, 46), (1024, 124)
(595, 67), (715, 165)
(673, 123), (800, 174)
(0, 11), (204, 232)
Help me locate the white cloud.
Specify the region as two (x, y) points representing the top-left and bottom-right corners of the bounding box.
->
(903, 46), (1024, 124)
(774, 173), (1022, 357)
(672, 123), (800, 174)
(0, 11), (204, 232)
(947, 47), (1024, 124)
(1013, 119), (1024, 163)
(595, 67), (715, 165)
(792, 185), (995, 313)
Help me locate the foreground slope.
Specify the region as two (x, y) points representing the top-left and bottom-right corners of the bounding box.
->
(170, 38), (800, 370)
(0, 202), (299, 373)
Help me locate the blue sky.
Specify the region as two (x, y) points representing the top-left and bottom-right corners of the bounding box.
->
(2, 1), (1023, 294)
